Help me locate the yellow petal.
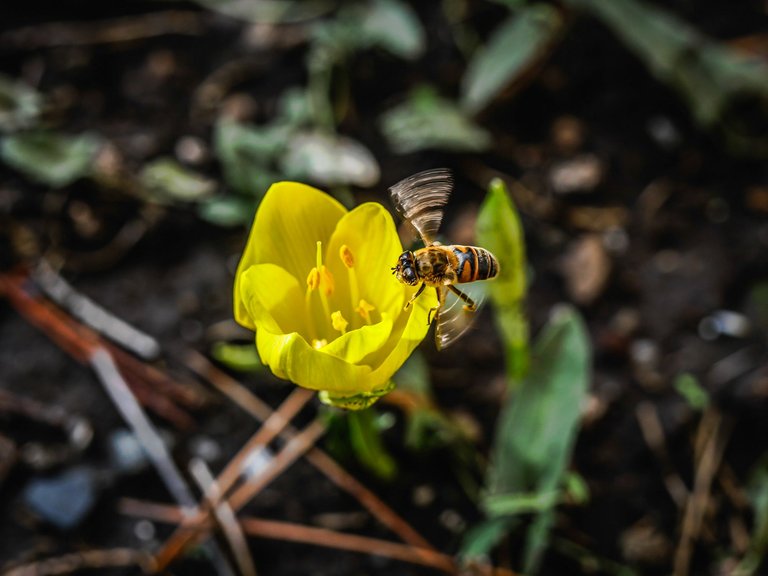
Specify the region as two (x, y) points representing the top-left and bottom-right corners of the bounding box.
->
(256, 327), (373, 394)
(363, 293), (436, 387)
(322, 314), (393, 365)
(237, 264), (307, 335)
(326, 202), (405, 319)
(234, 182), (346, 328)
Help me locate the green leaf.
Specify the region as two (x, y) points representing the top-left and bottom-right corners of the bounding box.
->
(211, 342), (263, 372)
(198, 195), (257, 227)
(485, 306), (591, 572)
(563, 470), (590, 505)
(461, 516), (517, 560)
(0, 74), (42, 133)
(566, 0), (768, 127)
(360, 0), (425, 60)
(476, 177), (528, 382)
(140, 157), (216, 203)
(461, 5), (563, 114)
(484, 489), (560, 516)
(280, 131), (380, 187)
(214, 119), (288, 197)
(380, 85), (492, 154)
(347, 409), (397, 480)
(673, 372), (709, 411)
(1, 131), (100, 187)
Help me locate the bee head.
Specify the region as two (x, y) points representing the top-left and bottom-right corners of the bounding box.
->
(392, 251), (419, 286)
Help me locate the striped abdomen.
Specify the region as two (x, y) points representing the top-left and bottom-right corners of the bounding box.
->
(452, 246), (499, 283)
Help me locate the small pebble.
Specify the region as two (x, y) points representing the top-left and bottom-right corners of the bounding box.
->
(188, 436), (222, 463)
(412, 485), (435, 507)
(109, 429), (148, 473)
(23, 467), (97, 530)
(175, 135), (208, 166)
(439, 509), (466, 533)
(241, 447), (274, 480)
(134, 519), (156, 542)
(549, 154), (604, 194)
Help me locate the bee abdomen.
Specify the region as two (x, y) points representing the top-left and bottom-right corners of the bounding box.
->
(453, 246), (499, 283)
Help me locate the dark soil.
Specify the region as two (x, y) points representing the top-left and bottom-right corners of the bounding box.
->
(2, 1), (768, 575)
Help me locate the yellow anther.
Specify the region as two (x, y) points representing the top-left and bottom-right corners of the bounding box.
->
(318, 266), (334, 296)
(356, 299), (375, 324)
(312, 339), (327, 349)
(306, 267), (320, 290)
(339, 244), (355, 268)
(331, 310), (348, 335)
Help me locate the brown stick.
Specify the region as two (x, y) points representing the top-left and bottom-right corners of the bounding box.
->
(189, 459), (258, 576)
(0, 11), (206, 49)
(121, 498), (459, 574)
(0, 272), (197, 429)
(153, 387), (315, 570)
(155, 419), (325, 569)
(635, 402), (689, 508)
(185, 350), (435, 551)
(3, 548), (153, 576)
(673, 408), (730, 576)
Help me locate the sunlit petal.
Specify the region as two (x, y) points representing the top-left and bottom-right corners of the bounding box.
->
(234, 182), (346, 325)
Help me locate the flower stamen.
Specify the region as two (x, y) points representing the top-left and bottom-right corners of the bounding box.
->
(339, 245), (355, 268)
(356, 299), (376, 325)
(331, 310), (348, 335)
(340, 244), (361, 320)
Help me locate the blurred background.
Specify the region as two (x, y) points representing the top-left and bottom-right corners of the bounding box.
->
(1, 1), (768, 575)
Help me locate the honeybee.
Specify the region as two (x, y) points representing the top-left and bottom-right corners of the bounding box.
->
(390, 168), (499, 349)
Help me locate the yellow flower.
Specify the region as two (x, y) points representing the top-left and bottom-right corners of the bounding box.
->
(234, 181), (437, 410)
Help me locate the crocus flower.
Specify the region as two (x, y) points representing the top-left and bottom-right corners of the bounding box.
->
(234, 181), (436, 409)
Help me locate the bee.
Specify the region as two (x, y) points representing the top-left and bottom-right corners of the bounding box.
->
(390, 168), (499, 349)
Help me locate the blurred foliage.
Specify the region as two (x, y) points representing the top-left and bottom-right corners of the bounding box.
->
(0, 74), (42, 133)
(380, 85), (492, 154)
(673, 372), (709, 411)
(210, 342), (263, 372)
(476, 178), (529, 383)
(567, 0), (768, 149)
(0, 131), (100, 187)
(461, 4), (563, 114)
(393, 351), (484, 497)
(324, 407), (397, 481)
(462, 306), (590, 573)
(139, 158), (216, 204)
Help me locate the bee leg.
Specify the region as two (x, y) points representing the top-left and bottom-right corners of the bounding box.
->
(404, 282), (426, 310)
(427, 287), (443, 324)
(447, 285), (476, 312)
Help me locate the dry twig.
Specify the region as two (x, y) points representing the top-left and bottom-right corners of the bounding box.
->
(635, 401), (689, 508)
(3, 548), (153, 576)
(189, 458), (258, 576)
(122, 498), (460, 574)
(153, 387), (315, 570)
(673, 408), (731, 576)
(184, 349), (436, 551)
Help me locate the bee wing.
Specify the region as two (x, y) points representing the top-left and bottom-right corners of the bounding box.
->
(434, 281), (488, 350)
(389, 168), (452, 245)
